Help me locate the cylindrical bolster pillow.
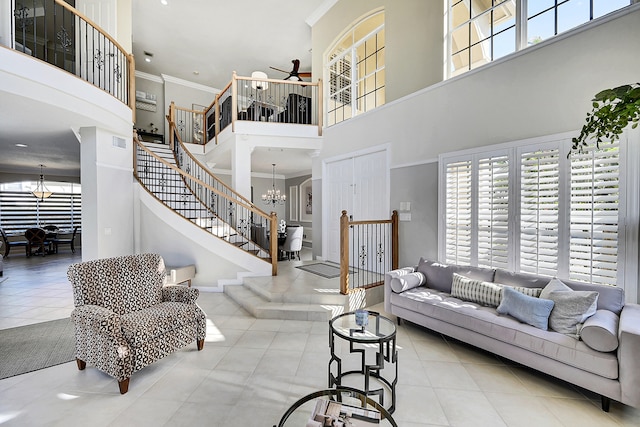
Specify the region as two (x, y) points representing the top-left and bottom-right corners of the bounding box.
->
(580, 309), (620, 352)
(390, 272), (426, 293)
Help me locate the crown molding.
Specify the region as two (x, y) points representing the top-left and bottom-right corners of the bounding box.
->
(135, 71), (163, 83)
(161, 74), (219, 94)
(306, 0), (338, 26)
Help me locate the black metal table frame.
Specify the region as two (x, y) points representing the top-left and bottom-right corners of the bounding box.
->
(274, 386), (398, 427)
(328, 311), (398, 414)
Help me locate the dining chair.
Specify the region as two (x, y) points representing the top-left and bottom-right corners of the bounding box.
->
(0, 227), (29, 258)
(52, 226), (79, 253)
(25, 227), (47, 257)
(279, 225), (303, 260)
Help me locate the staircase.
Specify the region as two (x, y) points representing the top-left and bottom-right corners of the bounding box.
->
(136, 141), (269, 259)
(135, 137), (362, 320)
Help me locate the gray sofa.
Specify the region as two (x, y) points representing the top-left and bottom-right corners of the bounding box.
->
(384, 259), (640, 411)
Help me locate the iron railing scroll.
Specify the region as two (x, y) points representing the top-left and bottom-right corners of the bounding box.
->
(339, 210), (399, 295)
(12, 0), (134, 111)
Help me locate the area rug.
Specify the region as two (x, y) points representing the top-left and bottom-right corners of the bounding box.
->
(0, 318), (75, 380)
(296, 263), (354, 279)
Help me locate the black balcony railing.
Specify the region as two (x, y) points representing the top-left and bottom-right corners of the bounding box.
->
(12, 0), (134, 109)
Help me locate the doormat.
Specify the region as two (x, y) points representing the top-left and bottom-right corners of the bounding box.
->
(296, 263), (354, 279)
(0, 318), (75, 380)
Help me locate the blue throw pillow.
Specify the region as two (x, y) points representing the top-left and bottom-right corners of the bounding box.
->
(497, 286), (555, 330)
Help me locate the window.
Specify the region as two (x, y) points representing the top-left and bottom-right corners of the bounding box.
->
(439, 134), (628, 287)
(0, 181), (81, 235)
(326, 11), (385, 126)
(447, 0), (632, 77)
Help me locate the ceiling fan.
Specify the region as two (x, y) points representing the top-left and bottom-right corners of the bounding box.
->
(270, 59), (311, 81)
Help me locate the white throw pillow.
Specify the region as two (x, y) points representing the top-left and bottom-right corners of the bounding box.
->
(547, 290), (598, 338)
(390, 272), (426, 293)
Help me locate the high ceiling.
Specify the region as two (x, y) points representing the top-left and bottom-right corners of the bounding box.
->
(0, 0), (327, 181)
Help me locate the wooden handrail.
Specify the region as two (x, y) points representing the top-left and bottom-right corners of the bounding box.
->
(53, 0), (134, 114)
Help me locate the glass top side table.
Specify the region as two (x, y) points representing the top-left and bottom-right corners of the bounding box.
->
(328, 311), (398, 414)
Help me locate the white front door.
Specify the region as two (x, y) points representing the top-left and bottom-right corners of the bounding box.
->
(325, 149), (388, 264)
(326, 158), (354, 264)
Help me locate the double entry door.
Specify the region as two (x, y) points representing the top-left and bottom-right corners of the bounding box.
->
(325, 149), (388, 266)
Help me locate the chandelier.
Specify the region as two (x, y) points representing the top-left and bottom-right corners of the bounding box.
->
(32, 164), (53, 201)
(262, 164), (286, 205)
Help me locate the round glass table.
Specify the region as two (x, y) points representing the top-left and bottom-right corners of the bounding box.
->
(275, 387), (398, 427)
(328, 311), (397, 414)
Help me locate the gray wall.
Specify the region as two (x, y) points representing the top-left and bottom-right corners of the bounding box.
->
(391, 162), (438, 267)
(311, 4), (640, 291)
(134, 76), (165, 137)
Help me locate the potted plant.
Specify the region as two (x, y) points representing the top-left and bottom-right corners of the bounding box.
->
(571, 83), (640, 154)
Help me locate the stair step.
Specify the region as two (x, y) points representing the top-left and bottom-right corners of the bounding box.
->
(224, 285), (338, 321)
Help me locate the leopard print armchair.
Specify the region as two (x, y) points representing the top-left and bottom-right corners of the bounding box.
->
(67, 253), (206, 394)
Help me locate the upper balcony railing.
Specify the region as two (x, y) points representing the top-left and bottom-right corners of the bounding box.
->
(11, 0), (134, 111)
(170, 72), (322, 145)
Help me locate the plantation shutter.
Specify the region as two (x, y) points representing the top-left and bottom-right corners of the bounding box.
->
(520, 149), (560, 276)
(477, 155), (509, 269)
(445, 160), (472, 265)
(569, 144), (620, 285)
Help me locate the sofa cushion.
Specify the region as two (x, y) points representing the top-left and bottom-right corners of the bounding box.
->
(390, 287), (618, 379)
(390, 272), (426, 293)
(547, 290), (599, 338)
(580, 310), (620, 352)
(494, 270), (551, 289)
(120, 302), (203, 347)
(539, 277), (572, 299)
(452, 273), (504, 307)
(416, 259), (495, 293)
(497, 286), (554, 330)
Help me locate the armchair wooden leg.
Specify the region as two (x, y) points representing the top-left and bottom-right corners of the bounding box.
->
(197, 339), (204, 351)
(76, 358), (86, 370)
(118, 378), (130, 394)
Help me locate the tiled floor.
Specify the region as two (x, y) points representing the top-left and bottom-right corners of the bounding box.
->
(1, 250), (639, 426)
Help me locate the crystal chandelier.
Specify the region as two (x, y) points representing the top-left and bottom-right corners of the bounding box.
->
(262, 164), (286, 205)
(32, 164), (53, 201)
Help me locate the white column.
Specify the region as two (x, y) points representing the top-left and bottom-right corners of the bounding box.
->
(231, 140), (253, 201)
(80, 126), (134, 260)
(0, 0), (13, 48)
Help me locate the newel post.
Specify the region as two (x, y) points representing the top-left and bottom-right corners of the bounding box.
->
(270, 212), (278, 276)
(231, 71), (238, 133)
(340, 210), (349, 295)
(169, 102), (176, 150)
(391, 210), (399, 270)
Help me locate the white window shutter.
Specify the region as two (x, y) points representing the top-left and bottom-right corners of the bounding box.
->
(569, 144), (620, 285)
(520, 149), (560, 276)
(477, 155), (509, 269)
(445, 160), (472, 265)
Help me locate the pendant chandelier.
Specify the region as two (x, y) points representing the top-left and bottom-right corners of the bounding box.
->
(32, 164), (53, 201)
(262, 164), (286, 205)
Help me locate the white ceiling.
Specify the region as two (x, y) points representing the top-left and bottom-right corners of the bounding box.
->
(0, 0), (326, 180)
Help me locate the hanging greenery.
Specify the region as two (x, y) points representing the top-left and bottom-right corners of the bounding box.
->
(571, 83), (640, 155)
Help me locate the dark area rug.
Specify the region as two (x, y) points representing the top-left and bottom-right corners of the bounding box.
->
(0, 318), (75, 380)
(296, 263), (354, 279)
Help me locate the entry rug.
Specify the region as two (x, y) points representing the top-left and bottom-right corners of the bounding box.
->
(296, 263), (354, 279)
(0, 318), (75, 380)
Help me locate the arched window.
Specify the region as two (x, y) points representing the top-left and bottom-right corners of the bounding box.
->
(325, 11), (385, 126)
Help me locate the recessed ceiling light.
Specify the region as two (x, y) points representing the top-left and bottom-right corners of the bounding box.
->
(15, 143), (28, 148)
(144, 51), (153, 62)
(160, 0), (168, 5)
(193, 71), (199, 75)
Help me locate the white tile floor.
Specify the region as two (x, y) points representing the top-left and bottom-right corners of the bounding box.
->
(1, 251), (639, 426)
